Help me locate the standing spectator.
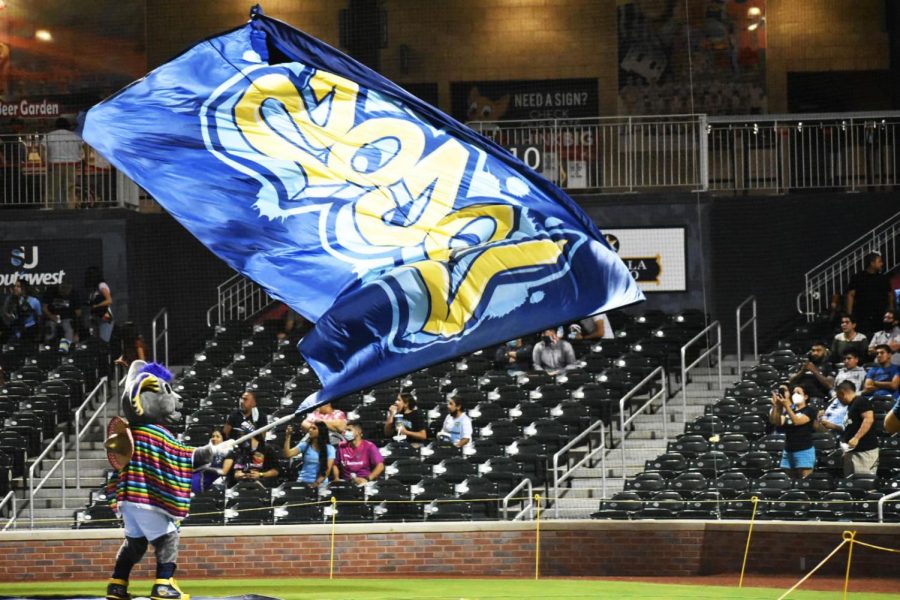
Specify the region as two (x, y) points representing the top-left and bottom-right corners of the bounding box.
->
(301, 401), (347, 444)
(532, 328), (577, 375)
(439, 395), (473, 449)
(863, 345), (900, 400)
(788, 341), (833, 399)
(44, 117), (83, 209)
(191, 428), (234, 493)
(868, 310), (900, 365)
(84, 266), (113, 343)
(114, 322), (147, 368)
(769, 384), (817, 479)
(223, 391), (268, 447)
(831, 314), (868, 363)
(2, 281), (41, 347)
(42, 282), (80, 350)
(283, 422), (334, 488)
(231, 441), (280, 487)
(846, 252), (894, 338)
(493, 337), (533, 373)
(335, 422), (384, 485)
(836, 381), (879, 476)
(384, 392), (428, 443)
(569, 313), (614, 340)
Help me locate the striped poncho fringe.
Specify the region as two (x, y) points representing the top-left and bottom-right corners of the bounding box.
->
(110, 424), (194, 519)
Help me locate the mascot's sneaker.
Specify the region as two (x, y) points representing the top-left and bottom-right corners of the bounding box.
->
(106, 578), (131, 600)
(150, 578), (190, 600)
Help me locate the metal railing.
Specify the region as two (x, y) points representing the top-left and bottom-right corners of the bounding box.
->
(28, 431), (66, 528)
(468, 115), (706, 193)
(152, 308), (169, 365)
(73, 377), (109, 494)
(735, 296), (758, 380)
(680, 321), (723, 425)
(501, 478), (534, 521)
(0, 490), (16, 531)
(208, 273), (274, 327)
(551, 420), (607, 518)
(618, 366), (668, 483)
(878, 490), (900, 523)
(798, 211), (900, 319)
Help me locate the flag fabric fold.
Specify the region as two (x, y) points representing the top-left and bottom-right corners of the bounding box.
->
(82, 9), (643, 407)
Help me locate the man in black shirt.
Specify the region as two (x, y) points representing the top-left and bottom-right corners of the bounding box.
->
(846, 252), (894, 338)
(384, 391), (428, 443)
(788, 341), (833, 399)
(42, 282), (80, 346)
(222, 391), (268, 449)
(836, 380), (879, 476)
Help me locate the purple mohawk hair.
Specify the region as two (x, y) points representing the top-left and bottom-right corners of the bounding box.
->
(139, 362), (173, 383)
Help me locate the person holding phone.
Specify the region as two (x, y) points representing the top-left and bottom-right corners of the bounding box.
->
(769, 384), (817, 479)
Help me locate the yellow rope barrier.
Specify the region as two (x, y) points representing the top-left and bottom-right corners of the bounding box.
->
(329, 496), (337, 580)
(842, 530), (856, 600)
(738, 495), (759, 588)
(849, 538), (900, 553)
(776, 536), (850, 600)
(534, 493), (541, 581)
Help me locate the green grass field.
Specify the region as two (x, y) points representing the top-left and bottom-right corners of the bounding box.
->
(0, 578), (894, 600)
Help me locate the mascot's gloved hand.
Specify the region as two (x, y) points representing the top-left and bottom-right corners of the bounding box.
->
(213, 439), (237, 456)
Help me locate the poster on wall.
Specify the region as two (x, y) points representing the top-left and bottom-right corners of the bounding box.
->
(603, 228), (686, 292)
(0, 239), (103, 291)
(617, 0), (766, 115)
(450, 78), (599, 122)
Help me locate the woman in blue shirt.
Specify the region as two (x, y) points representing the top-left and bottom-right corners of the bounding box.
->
(283, 421), (334, 487)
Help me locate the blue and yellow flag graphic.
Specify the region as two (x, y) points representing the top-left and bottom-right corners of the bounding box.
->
(83, 9), (643, 408)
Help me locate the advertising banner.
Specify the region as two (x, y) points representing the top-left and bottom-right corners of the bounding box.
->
(603, 228), (686, 292)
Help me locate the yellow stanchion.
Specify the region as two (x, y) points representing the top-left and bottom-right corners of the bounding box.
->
(329, 496), (337, 580)
(738, 495), (759, 588)
(842, 530), (857, 600)
(534, 493), (542, 581)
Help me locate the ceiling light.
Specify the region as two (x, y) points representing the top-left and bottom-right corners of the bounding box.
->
(35, 30), (53, 42)
(748, 7), (762, 17)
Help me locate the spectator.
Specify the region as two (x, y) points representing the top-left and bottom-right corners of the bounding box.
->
(191, 428), (234, 493)
(768, 384), (816, 479)
(231, 441), (280, 487)
(532, 328), (577, 375)
(223, 391), (268, 446)
(84, 266), (113, 343)
(283, 421), (334, 488)
(44, 117), (83, 209)
(275, 304), (313, 342)
(41, 282), (80, 350)
(335, 421), (384, 485)
(788, 341), (833, 399)
(569, 313), (614, 340)
(439, 395), (473, 449)
(114, 322), (147, 368)
(863, 345), (900, 400)
(384, 392), (428, 443)
(868, 310), (900, 365)
(835, 381), (879, 476)
(885, 398), (900, 434)
(301, 401), (347, 444)
(1, 281), (42, 346)
(817, 394), (848, 435)
(832, 350), (869, 394)
(493, 337), (533, 373)
(846, 252), (894, 338)
(831, 314), (868, 363)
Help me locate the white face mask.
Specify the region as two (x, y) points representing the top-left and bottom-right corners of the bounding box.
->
(343, 430), (356, 442)
(791, 393), (805, 404)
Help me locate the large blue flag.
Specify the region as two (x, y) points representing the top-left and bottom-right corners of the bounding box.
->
(83, 9), (643, 408)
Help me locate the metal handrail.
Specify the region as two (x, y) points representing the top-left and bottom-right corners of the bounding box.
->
(73, 376), (109, 494)
(501, 478), (534, 521)
(618, 367), (668, 483)
(877, 489), (900, 523)
(552, 420), (607, 518)
(735, 296), (758, 380)
(680, 321), (723, 425)
(206, 303), (218, 328)
(29, 431), (66, 528)
(151, 307), (169, 365)
(0, 490), (16, 531)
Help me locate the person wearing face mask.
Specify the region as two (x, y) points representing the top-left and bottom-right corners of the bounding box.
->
(868, 310), (900, 366)
(334, 421), (384, 485)
(769, 384), (817, 479)
(493, 337), (533, 372)
(532, 328), (577, 375)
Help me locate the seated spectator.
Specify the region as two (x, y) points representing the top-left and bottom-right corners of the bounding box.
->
(831, 314), (867, 364)
(283, 421), (334, 488)
(885, 398), (900, 434)
(868, 310), (900, 365)
(114, 321), (147, 368)
(532, 328), (577, 375)
(384, 392), (428, 443)
(835, 381), (879, 476)
(41, 282), (80, 349)
(438, 395), (473, 449)
(863, 345), (899, 400)
(788, 341), (832, 399)
(831, 350), (868, 394)
(231, 440), (280, 487)
(817, 394), (848, 435)
(223, 391), (269, 448)
(815, 351), (865, 435)
(493, 337), (532, 373)
(301, 401), (347, 444)
(191, 428), (234, 493)
(769, 384), (816, 479)
(335, 421), (384, 485)
(569, 313), (614, 340)
(1, 281), (42, 346)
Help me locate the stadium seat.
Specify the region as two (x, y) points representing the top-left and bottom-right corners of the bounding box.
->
(679, 490), (722, 519)
(733, 451), (775, 478)
(625, 471), (667, 499)
(667, 470), (708, 496)
(689, 451), (731, 478)
(667, 434), (709, 458)
(749, 470), (794, 499)
(433, 457), (478, 484)
(644, 452), (688, 479)
(835, 474), (878, 499)
(712, 433), (750, 456)
(640, 491), (684, 519)
(712, 471), (751, 499)
(592, 491), (642, 520)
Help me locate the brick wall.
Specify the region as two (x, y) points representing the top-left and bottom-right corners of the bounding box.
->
(1, 521), (897, 582)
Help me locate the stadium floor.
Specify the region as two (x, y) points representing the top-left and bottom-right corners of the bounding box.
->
(0, 577), (895, 600)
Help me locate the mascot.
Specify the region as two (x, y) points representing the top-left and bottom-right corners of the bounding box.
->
(104, 361), (234, 600)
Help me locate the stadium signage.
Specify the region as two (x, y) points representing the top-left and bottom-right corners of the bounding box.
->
(0, 98), (61, 119)
(0, 239), (102, 290)
(603, 228), (686, 292)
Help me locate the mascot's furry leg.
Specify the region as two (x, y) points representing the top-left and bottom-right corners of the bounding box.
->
(149, 531), (184, 600)
(107, 536), (148, 599)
